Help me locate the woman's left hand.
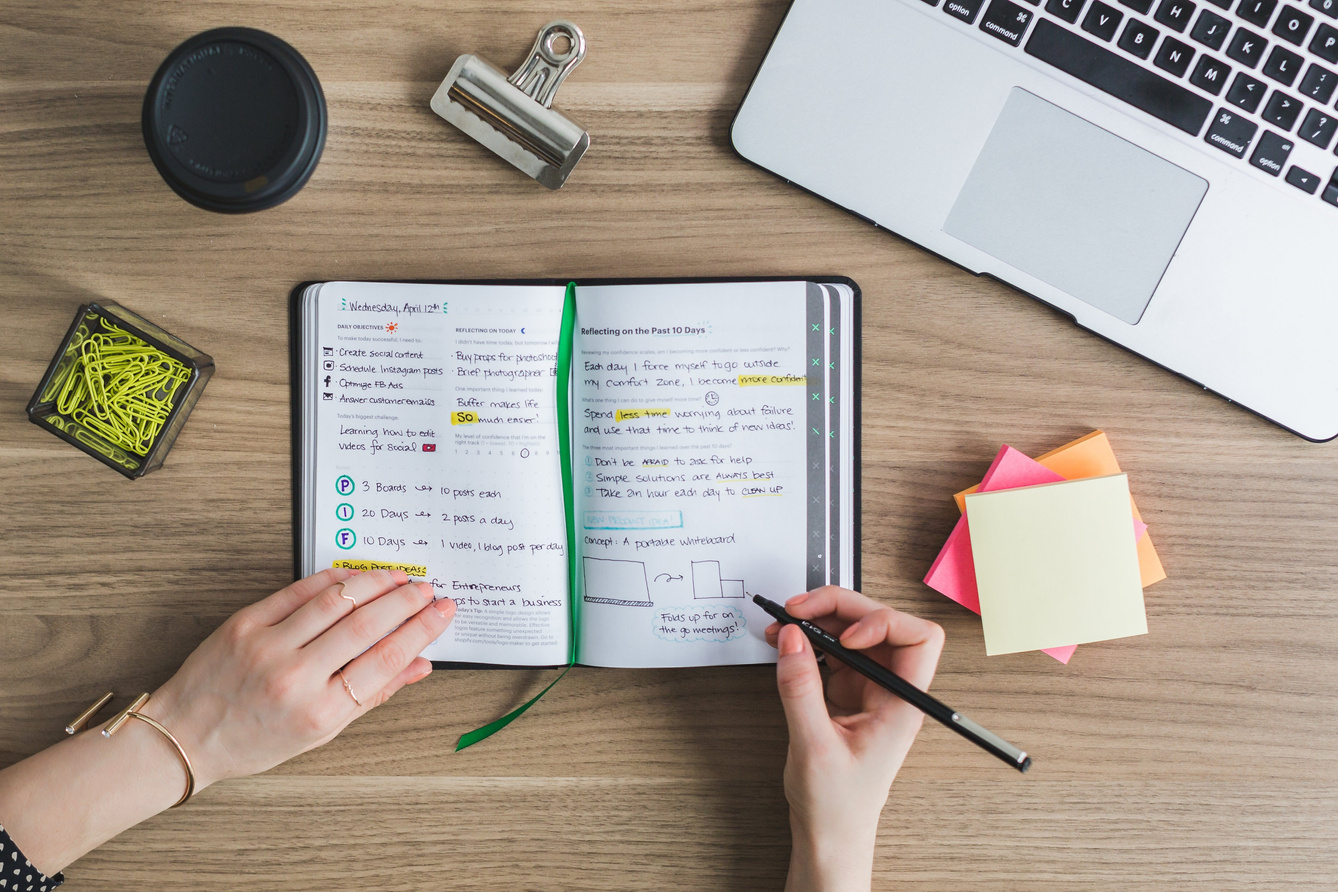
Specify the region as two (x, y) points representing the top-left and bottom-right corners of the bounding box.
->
(145, 567), (455, 790)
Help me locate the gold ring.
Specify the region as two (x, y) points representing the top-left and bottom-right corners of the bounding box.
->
(338, 669), (362, 706)
(337, 583), (357, 609)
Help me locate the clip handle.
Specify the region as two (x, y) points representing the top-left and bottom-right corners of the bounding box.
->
(507, 21), (586, 108)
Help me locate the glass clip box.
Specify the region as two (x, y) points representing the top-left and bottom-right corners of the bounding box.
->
(26, 302), (215, 478)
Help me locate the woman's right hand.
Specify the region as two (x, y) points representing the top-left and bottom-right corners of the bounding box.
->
(145, 567), (456, 790)
(764, 586), (945, 892)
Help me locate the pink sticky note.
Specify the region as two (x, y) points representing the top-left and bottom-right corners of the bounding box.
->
(927, 445), (1138, 664)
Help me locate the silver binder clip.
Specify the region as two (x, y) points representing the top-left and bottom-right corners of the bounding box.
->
(430, 21), (589, 189)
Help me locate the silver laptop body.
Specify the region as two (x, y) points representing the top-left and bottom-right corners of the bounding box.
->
(733, 0), (1338, 440)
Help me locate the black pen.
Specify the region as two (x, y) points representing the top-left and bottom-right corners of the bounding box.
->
(754, 595), (1032, 773)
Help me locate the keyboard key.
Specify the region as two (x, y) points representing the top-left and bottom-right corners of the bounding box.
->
(1263, 44), (1305, 82)
(1249, 129), (1295, 172)
(1226, 27), (1268, 66)
(1083, 1), (1125, 38)
(1299, 62), (1338, 99)
(1155, 0), (1198, 29)
(1047, 0), (1089, 22)
(1121, 18), (1163, 55)
(1272, 6), (1316, 42)
(1263, 89), (1304, 127)
(1310, 22), (1338, 60)
(1311, 0), (1338, 17)
(1286, 165), (1322, 191)
(1025, 20), (1214, 133)
(1191, 9), (1234, 48)
(1203, 0), (1231, 7)
(1322, 168), (1338, 205)
(1156, 35), (1198, 72)
(1205, 107), (1259, 154)
(1190, 54), (1234, 91)
(945, 0), (988, 23)
(1299, 107), (1338, 145)
(923, 0), (943, 7)
(981, 0), (1036, 44)
(1227, 71), (1269, 107)
(1237, 0), (1278, 26)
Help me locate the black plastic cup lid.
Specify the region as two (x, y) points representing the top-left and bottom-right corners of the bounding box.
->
(143, 27), (326, 213)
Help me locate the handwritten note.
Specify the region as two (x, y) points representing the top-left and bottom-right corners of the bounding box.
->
(311, 282), (571, 666)
(571, 281), (813, 668)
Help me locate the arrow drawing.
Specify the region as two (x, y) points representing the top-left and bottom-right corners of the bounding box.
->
(654, 573), (683, 583)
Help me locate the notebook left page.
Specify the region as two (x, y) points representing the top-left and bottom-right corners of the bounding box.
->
(303, 281), (571, 666)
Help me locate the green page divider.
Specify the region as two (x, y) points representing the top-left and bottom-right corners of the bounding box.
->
(456, 281), (579, 752)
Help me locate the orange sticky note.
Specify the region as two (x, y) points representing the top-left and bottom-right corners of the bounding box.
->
(954, 431), (1166, 587)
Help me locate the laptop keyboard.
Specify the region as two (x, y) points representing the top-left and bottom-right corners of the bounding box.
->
(923, 0), (1338, 205)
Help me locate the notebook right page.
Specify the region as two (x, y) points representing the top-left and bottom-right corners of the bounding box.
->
(573, 281), (849, 668)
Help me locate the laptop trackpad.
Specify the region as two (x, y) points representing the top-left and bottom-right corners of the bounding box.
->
(943, 88), (1207, 325)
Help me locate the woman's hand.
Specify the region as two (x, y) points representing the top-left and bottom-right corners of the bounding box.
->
(0, 568), (455, 877)
(764, 586), (945, 892)
(145, 567), (455, 789)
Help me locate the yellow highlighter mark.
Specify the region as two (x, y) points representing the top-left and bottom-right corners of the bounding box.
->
(451, 411), (480, 425)
(616, 408), (671, 422)
(333, 559), (428, 578)
(738, 374), (805, 387)
(741, 483), (784, 498)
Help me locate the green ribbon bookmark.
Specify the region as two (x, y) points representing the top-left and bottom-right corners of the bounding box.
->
(456, 281), (579, 752)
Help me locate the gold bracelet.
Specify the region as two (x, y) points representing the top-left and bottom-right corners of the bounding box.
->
(66, 691), (196, 808)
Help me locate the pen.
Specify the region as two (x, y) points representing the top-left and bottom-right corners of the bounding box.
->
(754, 595), (1032, 773)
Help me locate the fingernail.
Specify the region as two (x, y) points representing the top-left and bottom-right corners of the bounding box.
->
(778, 625), (804, 656)
(417, 581), (435, 599)
(765, 621), (779, 635)
(786, 592), (809, 607)
(391, 570), (410, 585)
(410, 661), (433, 683)
(432, 597), (456, 618)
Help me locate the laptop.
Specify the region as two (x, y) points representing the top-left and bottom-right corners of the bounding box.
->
(732, 0), (1338, 440)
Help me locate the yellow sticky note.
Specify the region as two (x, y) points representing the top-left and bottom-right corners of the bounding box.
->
(966, 473), (1147, 656)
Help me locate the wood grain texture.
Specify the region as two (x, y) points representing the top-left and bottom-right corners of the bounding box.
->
(2, 0), (1337, 888)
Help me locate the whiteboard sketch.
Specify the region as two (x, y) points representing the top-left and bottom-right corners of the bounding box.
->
(583, 557), (653, 607)
(691, 560), (745, 599)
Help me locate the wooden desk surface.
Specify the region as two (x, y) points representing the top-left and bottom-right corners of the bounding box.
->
(2, 1), (1336, 888)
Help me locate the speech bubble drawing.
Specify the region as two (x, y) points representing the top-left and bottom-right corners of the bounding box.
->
(652, 605), (746, 643)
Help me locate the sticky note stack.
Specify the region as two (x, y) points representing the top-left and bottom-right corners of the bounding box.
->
(924, 431), (1165, 662)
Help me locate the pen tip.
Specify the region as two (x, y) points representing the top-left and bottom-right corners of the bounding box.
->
(1019, 755), (1032, 773)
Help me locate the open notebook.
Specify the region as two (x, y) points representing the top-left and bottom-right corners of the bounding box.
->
(293, 279), (859, 669)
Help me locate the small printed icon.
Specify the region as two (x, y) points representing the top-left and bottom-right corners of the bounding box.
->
(323, 375), (332, 387)
(335, 475), (355, 496)
(705, 391), (720, 406)
(335, 528), (357, 550)
(584, 486), (592, 496)
(385, 322), (398, 333)
(323, 360), (334, 371)
(422, 443), (436, 452)
(336, 503), (354, 521)
(323, 392), (333, 400)
(584, 471), (593, 482)
(322, 346), (333, 356)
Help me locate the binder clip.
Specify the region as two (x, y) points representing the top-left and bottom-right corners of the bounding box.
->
(431, 21), (589, 189)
